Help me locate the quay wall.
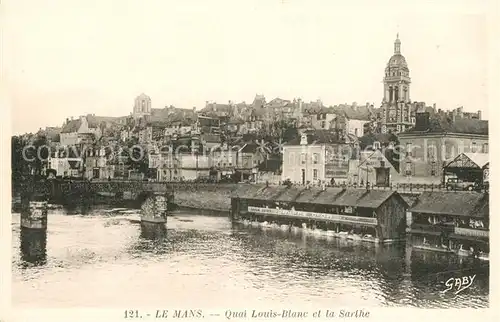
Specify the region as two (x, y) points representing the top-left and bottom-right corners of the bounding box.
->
(171, 183), (264, 212)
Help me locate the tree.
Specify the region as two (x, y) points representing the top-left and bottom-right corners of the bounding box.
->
(11, 136), (26, 185)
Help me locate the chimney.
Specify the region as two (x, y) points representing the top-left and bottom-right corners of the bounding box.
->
(415, 111), (430, 131)
(478, 110), (482, 120)
(433, 103), (437, 113)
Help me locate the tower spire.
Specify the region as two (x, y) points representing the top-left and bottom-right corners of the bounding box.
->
(394, 33), (401, 54)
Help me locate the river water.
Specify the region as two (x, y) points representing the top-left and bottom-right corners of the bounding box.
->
(12, 206), (489, 308)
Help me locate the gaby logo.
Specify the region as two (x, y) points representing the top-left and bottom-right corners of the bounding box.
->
(443, 275), (476, 295)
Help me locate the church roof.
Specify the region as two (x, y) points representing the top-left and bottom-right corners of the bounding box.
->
(387, 54), (408, 69)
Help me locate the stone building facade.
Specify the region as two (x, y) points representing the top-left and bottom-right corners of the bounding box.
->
(133, 93), (152, 119)
(398, 111), (488, 183)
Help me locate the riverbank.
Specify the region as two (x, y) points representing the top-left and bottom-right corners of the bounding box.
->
(171, 183), (263, 212)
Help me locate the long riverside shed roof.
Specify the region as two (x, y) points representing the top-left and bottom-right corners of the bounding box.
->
(235, 186), (407, 209)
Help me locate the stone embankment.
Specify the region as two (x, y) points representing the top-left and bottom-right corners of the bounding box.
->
(171, 183), (264, 212)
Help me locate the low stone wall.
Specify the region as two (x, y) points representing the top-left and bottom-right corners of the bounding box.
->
(172, 183), (264, 212)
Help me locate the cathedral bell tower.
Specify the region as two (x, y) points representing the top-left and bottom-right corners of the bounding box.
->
(381, 34), (413, 133)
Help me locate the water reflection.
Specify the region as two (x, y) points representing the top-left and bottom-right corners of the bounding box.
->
(140, 222), (167, 240)
(12, 208), (489, 308)
(229, 223), (489, 308)
(20, 227), (47, 266)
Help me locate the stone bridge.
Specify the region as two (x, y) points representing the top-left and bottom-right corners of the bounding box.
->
(25, 180), (173, 198)
(19, 180), (173, 226)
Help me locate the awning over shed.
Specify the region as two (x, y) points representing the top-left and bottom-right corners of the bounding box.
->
(444, 153), (489, 169)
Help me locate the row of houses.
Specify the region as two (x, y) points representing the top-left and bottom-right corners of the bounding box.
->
(35, 89), (487, 186)
(281, 109), (488, 186)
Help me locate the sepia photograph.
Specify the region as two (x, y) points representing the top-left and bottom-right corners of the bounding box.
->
(2, 0), (497, 320)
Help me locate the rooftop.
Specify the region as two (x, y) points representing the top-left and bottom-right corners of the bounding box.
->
(286, 129), (348, 145)
(235, 186), (407, 209)
(404, 114), (488, 135)
(409, 191), (488, 218)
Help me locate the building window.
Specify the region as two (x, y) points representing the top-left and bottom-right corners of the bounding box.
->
(406, 143), (412, 156)
(427, 145), (436, 161)
(313, 169), (318, 180)
(483, 143), (489, 153)
(405, 162), (412, 176)
(321, 121), (326, 128)
(471, 142), (477, 153)
(301, 153), (306, 165)
(397, 125), (401, 132)
(354, 128), (358, 137)
(431, 161), (437, 176)
(373, 141), (381, 150)
(312, 153), (319, 164)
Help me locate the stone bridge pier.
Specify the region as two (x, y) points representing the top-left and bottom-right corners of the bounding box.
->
(20, 192), (48, 265)
(140, 192), (169, 240)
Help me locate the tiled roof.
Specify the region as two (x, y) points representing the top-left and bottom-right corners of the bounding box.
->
(359, 133), (397, 149)
(328, 189), (397, 208)
(61, 119), (82, 133)
(332, 104), (373, 121)
(410, 191), (488, 218)
(286, 129), (346, 145)
(150, 107), (197, 126)
(86, 115), (119, 127)
(405, 115), (488, 135)
(449, 118), (488, 135)
(238, 186), (406, 209)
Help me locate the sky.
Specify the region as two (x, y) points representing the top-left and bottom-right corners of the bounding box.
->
(3, 0), (494, 134)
